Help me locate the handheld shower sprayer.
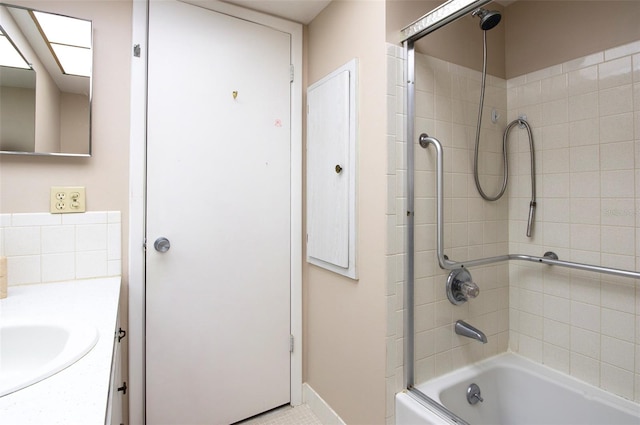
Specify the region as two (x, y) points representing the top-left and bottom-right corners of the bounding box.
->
(470, 6), (537, 238)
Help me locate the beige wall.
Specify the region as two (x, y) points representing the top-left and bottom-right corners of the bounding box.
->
(505, 1), (640, 78)
(304, 1), (388, 423)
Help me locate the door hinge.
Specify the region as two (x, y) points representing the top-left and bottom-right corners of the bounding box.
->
(290, 64), (294, 83)
(143, 238), (147, 252)
(290, 335), (294, 353)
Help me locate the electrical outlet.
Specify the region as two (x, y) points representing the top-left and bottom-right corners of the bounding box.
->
(50, 187), (86, 213)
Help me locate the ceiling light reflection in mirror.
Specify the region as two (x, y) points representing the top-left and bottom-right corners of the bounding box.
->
(0, 27), (30, 68)
(32, 10), (91, 77)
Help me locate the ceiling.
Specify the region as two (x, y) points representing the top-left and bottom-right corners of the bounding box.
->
(221, 0), (332, 24)
(221, 1), (517, 25)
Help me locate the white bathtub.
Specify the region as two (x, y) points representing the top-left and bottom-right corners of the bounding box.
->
(397, 352), (640, 425)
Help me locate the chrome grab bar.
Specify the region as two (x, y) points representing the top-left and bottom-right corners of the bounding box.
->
(418, 133), (640, 280)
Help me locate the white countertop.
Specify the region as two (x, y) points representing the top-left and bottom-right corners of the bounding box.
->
(0, 277), (121, 424)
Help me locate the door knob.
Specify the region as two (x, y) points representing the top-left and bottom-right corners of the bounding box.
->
(154, 237), (170, 252)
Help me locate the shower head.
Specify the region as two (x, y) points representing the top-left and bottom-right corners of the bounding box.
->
(471, 7), (501, 31)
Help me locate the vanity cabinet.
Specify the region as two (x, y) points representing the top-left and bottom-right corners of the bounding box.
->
(106, 316), (127, 425)
(0, 277), (122, 424)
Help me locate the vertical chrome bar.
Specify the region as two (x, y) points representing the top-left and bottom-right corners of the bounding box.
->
(404, 40), (416, 390)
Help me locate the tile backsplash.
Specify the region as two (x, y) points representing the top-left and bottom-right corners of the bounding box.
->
(0, 211), (121, 285)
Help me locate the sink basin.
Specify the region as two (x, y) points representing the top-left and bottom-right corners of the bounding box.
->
(0, 320), (98, 397)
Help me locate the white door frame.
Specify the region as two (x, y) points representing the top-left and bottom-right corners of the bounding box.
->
(128, 1), (303, 423)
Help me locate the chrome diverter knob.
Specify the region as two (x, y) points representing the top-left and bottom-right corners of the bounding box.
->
(446, 269), (479, 305)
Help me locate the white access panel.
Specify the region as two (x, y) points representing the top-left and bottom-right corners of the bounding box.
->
(306, 59), (357, 279)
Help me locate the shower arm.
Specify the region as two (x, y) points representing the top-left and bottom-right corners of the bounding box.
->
(418, 133), (640, 280)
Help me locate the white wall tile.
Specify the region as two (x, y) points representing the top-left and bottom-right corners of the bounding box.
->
(601, 336), (635, 371)
(107, 211), (121, 223)
(4, 227), (40, 256)
(0, 214), (11, 227)
(107, 223), (122, 260)
(77, 224), (108, 251)
(76, 251), (108, 279)
(7, 255), (41, 285)
(599, 86), (633, 116)
(568, 65), (598, 96)
(601, 170), (635, 198)
(571, 327), (600, 359)
(42, 226), (75, 254)
(42, 253), (75, 282)
(601, 363), (635, 400)
(601, 226), (635, 255)
(570, 301), (600, 332)
(599, 57), (632, 89)
(543, 343), (570, 373)
(543, 295), (571, 323)
(571, 352), (600, 386)
(11, 213), (61, 227)
(2, 212), (121, 285)
(571, 199), (601, 224)
(600, 113), (634, 144)
(569, 118), (599, 146)
(570, 224), (600, 251)
(569, 92), (598, 121)
(601, 281), (636, 314)
(544, 319), (570, 349)
(570, 145), (599, 172)
(601, 199), (634, 226)
(600, 141), (634, 171)
(601, 308), (635, 342)
(62, 211), (108, 225)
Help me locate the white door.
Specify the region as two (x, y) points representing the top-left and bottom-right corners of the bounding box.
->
(145, 2), (292, 423)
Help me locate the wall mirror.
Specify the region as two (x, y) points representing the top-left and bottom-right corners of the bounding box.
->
(0, 3), (92, 156)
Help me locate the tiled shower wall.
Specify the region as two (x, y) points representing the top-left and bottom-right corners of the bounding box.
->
(409, 51), (511, 381)
(0, 211), (121, 285)
(507, 40), (640, 402)
(385, 43), (511, 423)
(386, 43), (405, 425)
(387, 39), (640, 418)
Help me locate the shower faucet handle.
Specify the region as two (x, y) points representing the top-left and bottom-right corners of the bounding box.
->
(446, 269), (479, 305)
(460, 280), (479, 299)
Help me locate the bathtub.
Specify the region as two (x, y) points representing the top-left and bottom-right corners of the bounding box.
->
(396, 352), (640, 425)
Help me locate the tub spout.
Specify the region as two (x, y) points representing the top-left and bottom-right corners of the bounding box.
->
(455, 320), (487, 343)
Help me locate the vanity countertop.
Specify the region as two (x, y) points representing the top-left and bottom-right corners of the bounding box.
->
(0, 277), (121, 424)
